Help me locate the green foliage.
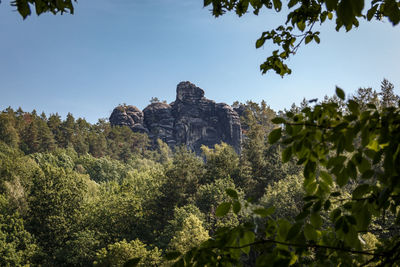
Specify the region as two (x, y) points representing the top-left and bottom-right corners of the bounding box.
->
(177, 87), (400, 266)
(380, 78), (399, 108)
(157, 146), (204, 215)
(194, 178), (242, 232)
(238, 101), (300, 200)
(161, 205), (205, 248)
(27, 164), (88, 264)
(84, 181), (144, 244)
(0, 195), (39, 266)
(259, 174), (304, 220)
(0, 113), (20, 148)
(168, 214), (210, 254)
(93, 239), (162, 267)
(77, 155), (132, 183)
(205, 0), (400, 76)
(11, 0), (75, 19)
(201, 142), (240, 184)
(0, 108), (150, 161)
(61, 230), (102, 266)
(0, 83), (398, 266)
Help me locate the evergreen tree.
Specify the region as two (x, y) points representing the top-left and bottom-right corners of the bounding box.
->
(352, 87), (380, 110)
(379, 78), (399, 108)
(37, 119), (56, 152)
(47, 113), (63, 146)
(59, 113), (75, 148)
(0, 112), (20, 148)
(21, 117), (40, 154)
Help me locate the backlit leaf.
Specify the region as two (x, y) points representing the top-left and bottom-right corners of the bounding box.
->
(216, 202), (231, 217)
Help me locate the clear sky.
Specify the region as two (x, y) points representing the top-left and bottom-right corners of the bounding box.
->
(1, 0), (399, 123)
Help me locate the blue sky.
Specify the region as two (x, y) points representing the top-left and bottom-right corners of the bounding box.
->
(1, 0), (399, 123)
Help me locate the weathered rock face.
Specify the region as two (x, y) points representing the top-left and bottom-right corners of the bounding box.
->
(110, 81), (242, 154)
(143, 102), (175, 147)
(109, 105), (148, 133)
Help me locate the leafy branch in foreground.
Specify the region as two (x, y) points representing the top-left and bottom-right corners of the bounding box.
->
(205, 0), (400, 76)
(171, 87), (400, 266)
(10, 0), (76, 19)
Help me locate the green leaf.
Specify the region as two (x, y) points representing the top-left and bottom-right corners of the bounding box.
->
(288, 0), (299, 8)
(240, 231), (255, 254)
(305, 35), (312, 44)
(320, 171), (333, 186)
(331, 208), (341, 221)
(282, 146), (293, 163)
(358, 157), (371, 173)
(310, 212), (322, 228)
(254, 207), (275, 217)
(312, 200), (322, 212)
(352, 184), (370, 198)
(325, 0), (338, 10)
(286, 222), (302, 241)
(226, 188), (238, 199)
(272, 0), (282, 11)
(330, 191), (341, 197)
(361, 169), (374, 179)
(324, 199), (331, 210)
(345, 215), (357, 225)
(165, 251), (182, 260)
(304, 161), (316, 179)
(337, 0), (355, 30)
(216, 202), (231, 217)
(278, 219), (291, 239)
(367, 4), (378, 20)
(256, 37), (265, 48)
(268, 128), (282, 144)
(233, 201), (241, 214)
(304, 223), (318, 241)
(336, 170), (349, 187)
(314, 35), (320, 44)
(348, 100), (360, 115)
(123, 258), (141, 267)
(336, 87), (345, 100)
(16, 0), (32, 19)
(357, 207), (371, 230)
(271, 117), (286, 124)
(204, 0), (213, 6)
(296, 20), (306, 31)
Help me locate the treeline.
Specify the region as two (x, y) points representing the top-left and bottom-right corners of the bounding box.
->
(0, 109), (149, 160)
(0, 79), (398, 266)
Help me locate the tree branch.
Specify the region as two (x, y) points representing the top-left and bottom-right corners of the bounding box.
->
(222, 238), (388, 257)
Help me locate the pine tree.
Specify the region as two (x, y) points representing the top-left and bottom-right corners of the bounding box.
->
(0, 112), (20, 148)
(380, 78), (399, 108)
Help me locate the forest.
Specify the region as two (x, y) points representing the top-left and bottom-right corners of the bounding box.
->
(0, 79), (399, 266)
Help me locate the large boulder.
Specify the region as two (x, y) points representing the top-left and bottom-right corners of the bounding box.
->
(109, 105), (148, 133)
(109, 82), (242, 154)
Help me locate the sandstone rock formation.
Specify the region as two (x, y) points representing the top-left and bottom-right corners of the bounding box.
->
(109, 81), (242, 154)
(109, 105), (148, 133)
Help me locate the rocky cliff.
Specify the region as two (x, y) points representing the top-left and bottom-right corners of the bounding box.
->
(109, 81), (242, 154)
